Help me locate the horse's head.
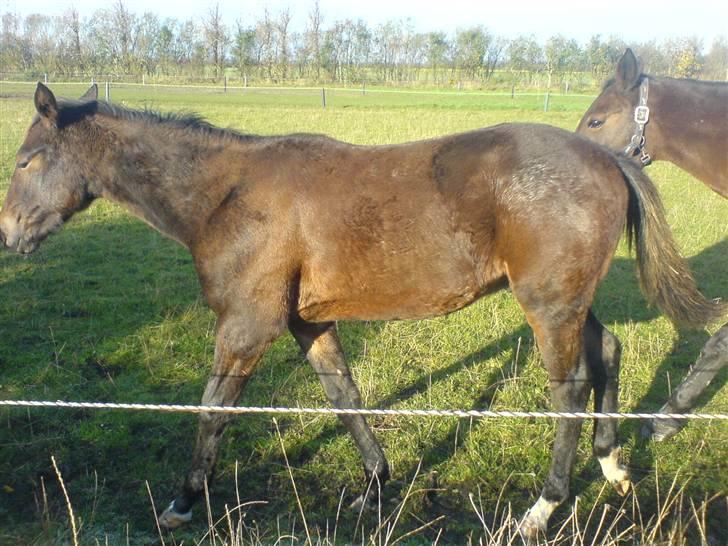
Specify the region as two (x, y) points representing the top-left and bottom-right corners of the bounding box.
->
(0, 83), (98, 254)
(576, 49), (644, 153)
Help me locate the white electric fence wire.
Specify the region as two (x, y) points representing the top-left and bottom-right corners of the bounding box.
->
(0, 399), (725, 421)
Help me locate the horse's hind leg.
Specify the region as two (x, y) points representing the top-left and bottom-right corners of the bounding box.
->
(583, 311), (630, 495)
(290, 319), (390, 508)
(504, 263), (596, 536)
(644, 322), (728, 441)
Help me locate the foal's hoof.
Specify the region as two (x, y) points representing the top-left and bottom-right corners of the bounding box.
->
(518, 498), (557, 541)
(158, 502), (192, 529)
(517, 515), (545, 541)
(610, 474), (632, 497)
(349, 491), (378, 512)
(641, 417), (685, 442)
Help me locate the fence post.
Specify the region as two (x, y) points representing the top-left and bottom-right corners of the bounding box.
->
(321, 88), (326, 108)
(224, 75), (227, 93)
(564, 81), (569, 94)
(105, 81), (111, 102)
(362, 81), (366, 95)
(543, 90), (550, 112)
(142, 74), (145, 86)
(511, 84), (515, 99)
(44, 73), (48, 84)
(244, 74), (248, 88)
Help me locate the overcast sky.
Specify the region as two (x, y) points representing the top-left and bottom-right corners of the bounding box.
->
(2, 0), (726, 45)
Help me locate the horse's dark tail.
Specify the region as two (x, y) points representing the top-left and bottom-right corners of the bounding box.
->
(619, 158), (726, 329)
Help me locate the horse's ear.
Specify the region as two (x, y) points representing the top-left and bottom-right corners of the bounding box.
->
(34, 83), (58, 126)
(80, 83), (98, 102)
(615, 49), (640, 91)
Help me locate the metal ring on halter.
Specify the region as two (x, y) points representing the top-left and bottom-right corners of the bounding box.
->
(624, 78), (652, 165)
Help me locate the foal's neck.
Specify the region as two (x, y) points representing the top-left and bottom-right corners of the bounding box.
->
(649, 77), (728, 197)
(92, 115), (246, 249)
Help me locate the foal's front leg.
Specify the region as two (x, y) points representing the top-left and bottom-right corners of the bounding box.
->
(159, 314), (284, 528)
(289, 319), (390, 508)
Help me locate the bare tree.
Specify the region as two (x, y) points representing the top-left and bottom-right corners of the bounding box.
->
(203, 4), (228, 79)
(306, 0), (323, 80)
(111, 0), (138, 72)
(274, 8), (291, 80)
(255, 8), (275, 79)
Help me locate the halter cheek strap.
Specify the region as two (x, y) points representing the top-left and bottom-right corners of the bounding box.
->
(624, 78), (652, 166)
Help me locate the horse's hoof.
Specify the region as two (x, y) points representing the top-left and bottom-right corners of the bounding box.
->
(518, 497), (557, 541)
(610, 475), (632, 497)
(517, 516), (544, 541)
(642, 417), (684, 442)
(158, 502), (192, 529)
(349, 492), (377, 512)
(598, 447), (631, 496)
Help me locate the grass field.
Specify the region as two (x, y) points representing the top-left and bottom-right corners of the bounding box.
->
(0, 81), (726, 545)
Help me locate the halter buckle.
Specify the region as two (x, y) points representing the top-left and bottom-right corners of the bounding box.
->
(634, 105), (650, 125)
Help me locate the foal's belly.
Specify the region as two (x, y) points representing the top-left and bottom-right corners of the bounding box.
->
(296, 275), (508, 322)
(296, 242), (507, 322)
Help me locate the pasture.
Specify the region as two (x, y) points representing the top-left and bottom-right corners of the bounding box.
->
(0, 82), (726, 545)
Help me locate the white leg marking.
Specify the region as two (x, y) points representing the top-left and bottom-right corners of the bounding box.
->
(598, 447), (631, 496)
(158, 501), (193, 529)
(519, 496), (559, 538)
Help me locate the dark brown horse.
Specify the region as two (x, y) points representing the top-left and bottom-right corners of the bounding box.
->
(577, 49), (727, 197)
(577, 49), (728, 441)
(1, 84), (723, 537)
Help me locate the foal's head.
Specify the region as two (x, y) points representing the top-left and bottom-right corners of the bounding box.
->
(0, 83), (98, 254)
(576, 49), (644, 152)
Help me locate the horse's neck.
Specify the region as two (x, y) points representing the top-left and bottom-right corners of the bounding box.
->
(649, 78), (728, 196)
(94, 119), (234, 248)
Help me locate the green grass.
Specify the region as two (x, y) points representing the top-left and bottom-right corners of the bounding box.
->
(0, 82), (726, 545)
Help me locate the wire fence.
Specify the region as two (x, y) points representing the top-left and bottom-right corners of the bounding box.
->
(1, 399), (726, 421)
(1, 77), (597, 114)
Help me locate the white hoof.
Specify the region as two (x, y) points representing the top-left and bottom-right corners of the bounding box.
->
(519, 497), (558, 539)
(158, 502), (192, 529)
(598, 448), (632, 496)
(518, 514), (545, 541)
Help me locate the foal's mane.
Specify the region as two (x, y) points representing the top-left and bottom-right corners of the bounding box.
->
(57, 98), (257, 143)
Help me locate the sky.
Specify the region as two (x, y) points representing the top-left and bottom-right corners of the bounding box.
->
(2, 0), (726, 46)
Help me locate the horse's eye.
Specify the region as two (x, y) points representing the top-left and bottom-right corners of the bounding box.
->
(588, 119), (604, 129)
(16, 159), (30, 169)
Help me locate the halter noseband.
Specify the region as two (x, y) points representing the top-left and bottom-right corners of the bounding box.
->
(623, 78), (652, 166)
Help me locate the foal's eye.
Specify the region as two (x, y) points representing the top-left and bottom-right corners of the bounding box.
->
(588, 119), (604, 129)
(16, 159), (30, 169)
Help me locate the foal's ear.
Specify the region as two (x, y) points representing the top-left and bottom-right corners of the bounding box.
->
(615, 49), (641, 91)
(34, 83), (58, 126)
(80, 83), (98, 102)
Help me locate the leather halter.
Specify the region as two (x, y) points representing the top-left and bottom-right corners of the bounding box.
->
(624, 78), (652, 165)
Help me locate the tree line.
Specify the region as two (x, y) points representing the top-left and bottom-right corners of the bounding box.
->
(2, 1), (727, 88)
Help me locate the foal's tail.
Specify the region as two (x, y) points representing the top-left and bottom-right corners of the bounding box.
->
(618, 158), (726, 328)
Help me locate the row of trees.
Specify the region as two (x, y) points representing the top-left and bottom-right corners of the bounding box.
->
(2, 1), (727, 87)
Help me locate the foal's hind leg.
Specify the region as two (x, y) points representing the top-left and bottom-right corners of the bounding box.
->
(516, 310), (593, 537)
(643, 322), (728, 441)
(583, 311), (630, 495)
(290, 319), (389, 508)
